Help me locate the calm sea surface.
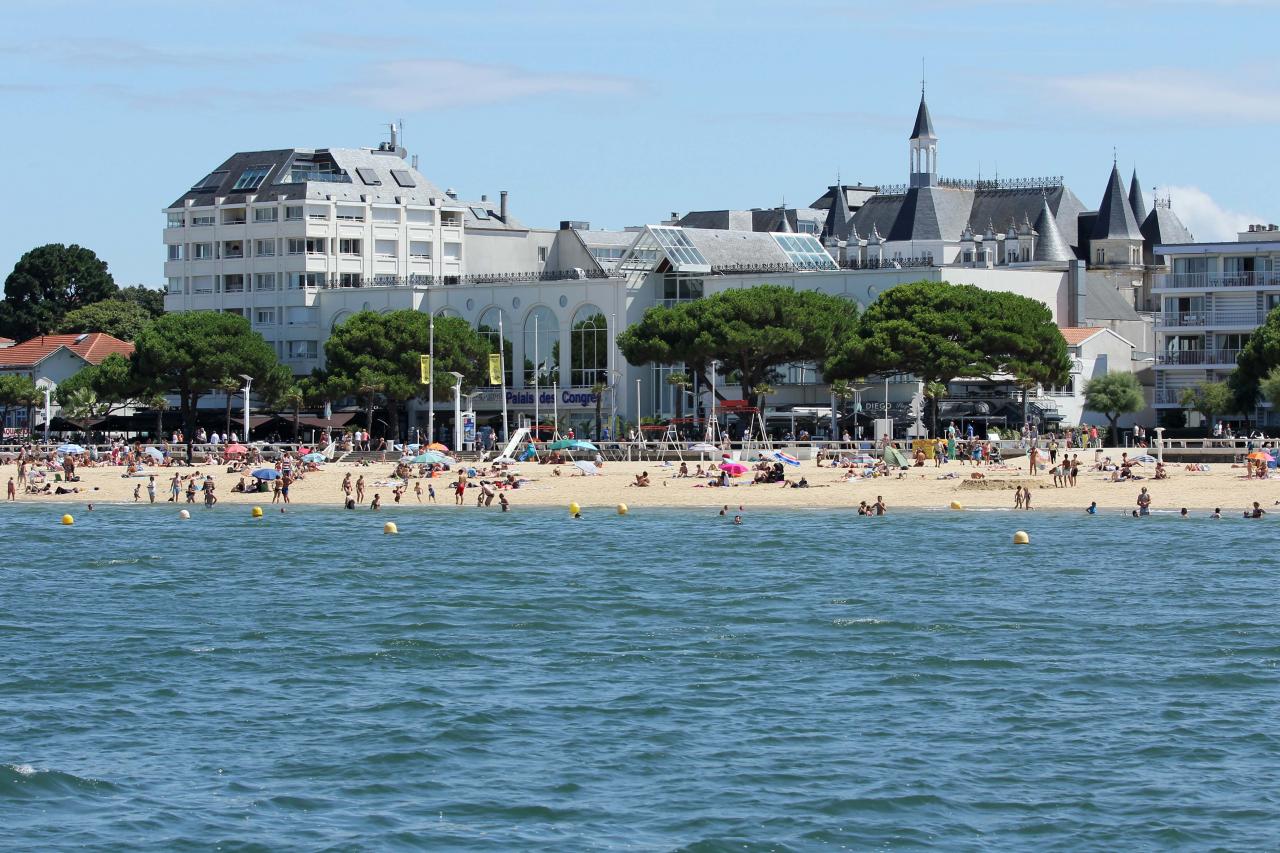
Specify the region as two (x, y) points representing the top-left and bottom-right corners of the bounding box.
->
(2, 502), (1278, 851)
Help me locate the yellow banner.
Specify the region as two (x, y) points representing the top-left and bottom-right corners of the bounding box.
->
(419, 354), (431, 385)
(488, 353), (503, 386)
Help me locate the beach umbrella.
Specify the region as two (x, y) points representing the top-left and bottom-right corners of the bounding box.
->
(406, 443), (421, 451)
(56, 443), (85, 455)
(252, 468), (280, 481)
(720, 461), (749, 477)
(427, 442), (449, 452)
(687, 442), (718, 453)
(492, 456), (518, 465)
(1132, 454), (1157, 465)
(770, 450), (800, 466)
(301, 452), (326, 463)
(223, 443), (248, 456)
(1247, 451), (1272, 461)
(573, 460), (600, 475)
(412, 451), (451, 465)
(550, 439), (597, 452)
(144, 447), (165, 460)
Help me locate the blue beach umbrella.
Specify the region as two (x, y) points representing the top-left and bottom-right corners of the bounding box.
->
(56, 444), (85, 455)
(144, 447), (165, 461)
(549, 439), (598, 452)
(301, 452), (326, 463)
(769, 450), (800, 466)
(252, 468), (280, 481)
(411, 450), (450, 465)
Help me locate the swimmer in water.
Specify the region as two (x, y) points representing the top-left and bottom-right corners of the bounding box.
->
(733, 515), (742, 525)
(719, 505), (727, 516)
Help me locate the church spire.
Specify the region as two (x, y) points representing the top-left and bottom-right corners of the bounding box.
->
(909, 87), (937, 188)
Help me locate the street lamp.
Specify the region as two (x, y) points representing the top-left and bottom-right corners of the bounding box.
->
(448, 371), (464, 453)
(708, 359), (720, 443)
(239, 374), (253, 444)
(37, 379), (55, 444)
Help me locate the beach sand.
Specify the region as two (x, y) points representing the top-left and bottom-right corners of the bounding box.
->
(6, 452), (1276, 515)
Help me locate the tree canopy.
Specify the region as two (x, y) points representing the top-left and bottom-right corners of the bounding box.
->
(57, 298), (154, 341)
(322, 311), (492, 439)
(1179, 381), (1234, 431)
(116, 285), (166, 319)
(130, 312), (284, 457)
(0, 373), (39, 434)
(618, 284), (860, 409)
(0, 244), (117, 339)
(1228, 306), (1279, 412)
(54, 353), (142, 419)
(1083, 371), (1145, 436)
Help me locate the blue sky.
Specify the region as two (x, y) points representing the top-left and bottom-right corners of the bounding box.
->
(1, 0), (1277, 285)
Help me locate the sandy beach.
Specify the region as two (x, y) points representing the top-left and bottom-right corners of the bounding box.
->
(7, 451), (1278, 515)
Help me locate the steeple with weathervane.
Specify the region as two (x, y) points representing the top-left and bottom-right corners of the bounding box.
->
(909, 75), (937, 189)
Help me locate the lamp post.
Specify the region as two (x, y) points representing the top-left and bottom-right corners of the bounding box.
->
(608, 369), (621, 442)
(427, 312), (435, 444)
(239, 374), (253, 445)
(708, 359), (719, 443)
(451, 374), (465, 453)
(40, 382), (53, 444)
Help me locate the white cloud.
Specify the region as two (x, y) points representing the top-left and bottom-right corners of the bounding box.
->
(1045, 68), (1280, 124)
(341, 59), (637, 111)
(1158, 186), (1267, 241)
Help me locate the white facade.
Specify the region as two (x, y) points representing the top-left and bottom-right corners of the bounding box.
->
(1154, 226), (1280, 425)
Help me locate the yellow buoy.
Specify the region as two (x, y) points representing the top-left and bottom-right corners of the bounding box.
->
(949, 500), (964, 510)
(251, 506), (264, 518)
(1013, 530), (1030, 545)
(384, 521), (398, 535)
(617, 503), (628, 516)
(568, 501), (580, 516)
(179, 510), (191, 520)
(61, 514), (74, 526)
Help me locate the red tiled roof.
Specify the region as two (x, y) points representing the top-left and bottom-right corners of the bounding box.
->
(0, 333), (134, 368)
(1058, 327), (1103, 346)
(0, 336), (13, 346)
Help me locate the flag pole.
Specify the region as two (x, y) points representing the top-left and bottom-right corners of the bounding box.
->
(499, 313), (508, 444)
(427, 311), (435, 445)
(533, 314), (539, 443)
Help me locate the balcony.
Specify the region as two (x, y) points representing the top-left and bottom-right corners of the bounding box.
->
(1154, 388), (1184, 405)
(1157, 310), (1265, 328)
(1156, 271), (1280, 290)
(1154, 348), (1240, 366)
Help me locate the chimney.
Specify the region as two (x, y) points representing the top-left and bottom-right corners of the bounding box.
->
(411, 154), (419, 170)
(500, 190), (509, 221)
(480, 194), (488, 202)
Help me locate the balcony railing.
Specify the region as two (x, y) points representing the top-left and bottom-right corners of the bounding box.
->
(1157, 272), (1280, 289)
(1157, 310), (1265, 328)
(1155, 388), (1184, 405)
(1155, 348), (1240, 366)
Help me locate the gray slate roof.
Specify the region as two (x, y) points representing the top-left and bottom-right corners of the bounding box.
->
(170, 147), (448, 210)
(1092, 165), (1143, 240)
(822, 185), (853, 239)
(888, 186), (971, 242)
(1085, 279), (1139, 322)
(1141, 206), (1194, 248)
(1128, 170), (1148, 223)
(678, 210), (755, 231)
(910, 95), (935, 139)
(1032, 196), (1073, 263)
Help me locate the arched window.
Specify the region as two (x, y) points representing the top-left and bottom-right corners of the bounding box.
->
(570, 304), (607, 387)
(434, 306), (460, 318)
(523, 306), (559, 386)
(477, 307), (513, 387)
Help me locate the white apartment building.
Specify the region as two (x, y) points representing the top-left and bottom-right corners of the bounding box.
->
(1154, 224), (1280, 426)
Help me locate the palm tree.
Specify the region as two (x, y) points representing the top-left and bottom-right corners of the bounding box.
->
(924, 381), (948, 438)
(666, 371), (692, 424)
(219, 376), (241, 439)
(146, 393), (170, 440)
(278, 383), (306, 442)
(830, 379), (855, 438)
(591, 380), (606, 441)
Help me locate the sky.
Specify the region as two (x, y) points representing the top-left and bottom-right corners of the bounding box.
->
(1, 0), (1278, 286)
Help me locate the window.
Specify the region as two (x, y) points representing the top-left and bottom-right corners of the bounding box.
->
(409, 240), (432, 259)
(373, 208), (399, 223)
(167, 244), (182, 261)
(390, 169), (416, 188)
(233, 166), (271, 191)
(338, 272), (362, 288)
(307, 205), (329, 221)
(375, 239), (397, 257)
(407, 208), (434, 225)
(336, 206), (364, 222)
(285, 205), (304, 221)
(1096, 248), (1105, 265)
(222, 240), (244, 259)
(470, 206), (490, 220)
(288, 238), (326, 255)
(963, 250), (973, 263)
(255, 308), (276, 326)
(288, 340), (318, 359)
(191, 213), (216, 227)
(661, 274), (703, 304)
(441, 211), (463, 227)
(570, 305), (607, 386)
(591, 247), (626, 261)
(192, 243), (214, 260)
(538, 246), (548, 263)
(356, 167), (382, 186)
(288, 272), (326, 289)
(522, 306), (559, 386)
(254, 239), (276, 257)
(255, 273), (276, 291)
(339, 238), (362, 255)
(222, 274), (245, 293)
(253, 207), (279, 223)
(167, 213), (185, 228)
(191, 171), (228, 191)
(221, 209), (247, 225)
(443, 242), (461, 260)
(191, 275), (214, 293)
(772, 234), (837, 270)
(167, 276), (184, 294)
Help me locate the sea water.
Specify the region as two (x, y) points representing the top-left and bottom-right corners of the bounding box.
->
(1, 503), (1278, 850)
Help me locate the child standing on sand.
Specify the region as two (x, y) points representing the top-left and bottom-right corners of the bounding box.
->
(133, 483), (141, 502)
